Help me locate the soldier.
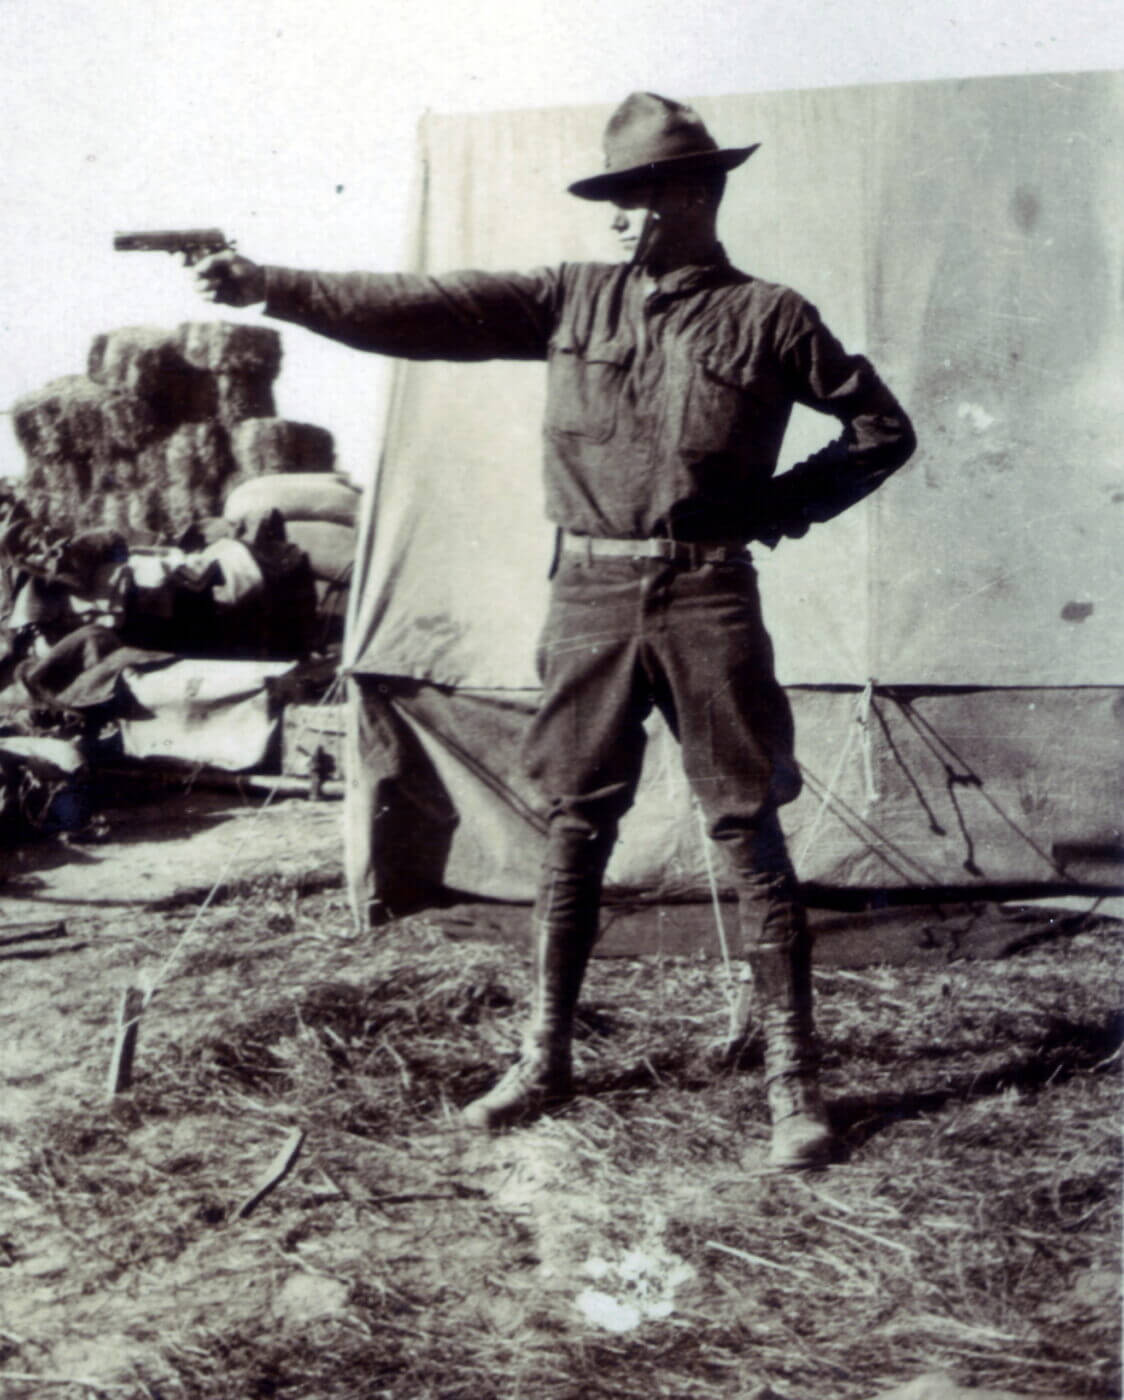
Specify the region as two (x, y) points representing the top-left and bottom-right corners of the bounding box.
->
(197, 92), (916, 1168)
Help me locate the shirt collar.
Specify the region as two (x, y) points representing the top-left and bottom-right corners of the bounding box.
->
(635, 243), (739, 299)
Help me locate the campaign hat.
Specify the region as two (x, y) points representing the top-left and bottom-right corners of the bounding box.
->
(568, 91), (758, 201)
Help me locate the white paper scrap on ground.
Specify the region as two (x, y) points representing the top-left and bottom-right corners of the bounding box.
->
(576, 1246), (696, 1332)
(465, 1126), (696, 1334)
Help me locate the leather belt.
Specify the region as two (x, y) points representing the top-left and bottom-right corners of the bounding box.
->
(560, 530), (747, 567)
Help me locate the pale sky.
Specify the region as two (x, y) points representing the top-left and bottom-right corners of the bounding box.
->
(3, 0), (1122, 482)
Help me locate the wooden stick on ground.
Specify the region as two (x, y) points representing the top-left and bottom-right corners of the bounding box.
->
(0, 921), (68, 946)
(106, 985), (146, 1096)
(234, 1127), (306, 1220)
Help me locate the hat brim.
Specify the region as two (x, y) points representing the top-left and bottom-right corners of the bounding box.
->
(567, 143), (759, 201)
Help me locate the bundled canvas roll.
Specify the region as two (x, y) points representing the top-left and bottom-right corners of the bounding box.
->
(224, 472), (361, 529)
(229, 418), (336, 477)
(283, 519), (356, 584)
(191, 538), (266, 607)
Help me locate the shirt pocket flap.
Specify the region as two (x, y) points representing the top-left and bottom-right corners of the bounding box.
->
(546, 338), (634, 442)
(678, 353), (748, 455)
(549, 336), (634, 367)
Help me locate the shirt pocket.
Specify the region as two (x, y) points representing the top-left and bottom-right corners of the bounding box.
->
(677, 353), (747, 457)
(545, 337), (633, 444)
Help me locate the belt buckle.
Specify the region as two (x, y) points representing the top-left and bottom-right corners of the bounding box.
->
(647, 537), (688, 564)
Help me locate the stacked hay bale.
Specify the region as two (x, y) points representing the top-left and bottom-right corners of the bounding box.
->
(7, 320), (361, 653)
(15, 374), (160, 532)
(177, 322), (281, 428)
(228, 418), (335, 478)
(9, 321), (287, 542)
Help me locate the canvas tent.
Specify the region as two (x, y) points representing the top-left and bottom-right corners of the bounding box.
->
(340, 70), (1123, 926)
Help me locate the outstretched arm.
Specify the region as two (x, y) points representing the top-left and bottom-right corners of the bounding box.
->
(195, 252), (559, 363)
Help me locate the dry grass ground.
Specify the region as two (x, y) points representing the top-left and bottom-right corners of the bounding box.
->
(0, 878), (1119, 1400)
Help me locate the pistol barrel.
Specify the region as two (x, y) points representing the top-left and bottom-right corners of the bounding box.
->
(113, 228), (229, 258)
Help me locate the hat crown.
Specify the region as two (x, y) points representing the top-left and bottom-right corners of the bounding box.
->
(568, 91), (756, 200)
(601, 92), (719, 175)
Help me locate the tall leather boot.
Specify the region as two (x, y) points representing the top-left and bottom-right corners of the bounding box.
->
(738, 872), (836, 1170)
(462, 864), (601, 1130)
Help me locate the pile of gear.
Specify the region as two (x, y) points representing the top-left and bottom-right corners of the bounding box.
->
(3, 320), (359, 665)
(0, 322), (359, 841)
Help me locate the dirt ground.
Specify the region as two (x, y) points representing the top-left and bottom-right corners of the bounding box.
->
(0, 781), (346, 928)
(0, 790), (1120, 1400)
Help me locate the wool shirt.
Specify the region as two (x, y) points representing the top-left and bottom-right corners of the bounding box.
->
(263, 248), (915, 543)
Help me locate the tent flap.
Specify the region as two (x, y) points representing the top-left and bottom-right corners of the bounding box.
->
(347, 679), (1123, 909)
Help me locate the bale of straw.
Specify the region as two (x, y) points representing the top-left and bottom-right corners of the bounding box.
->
(165, 481), (204, 540)
(162, 423), (237, 536)
(224, 473), (361, 529)
(164, 421), (234, 492)
(111, 453), (148, 492)
(17, 459), (91, 528)
(214, 372), (276, 427)
(86, 467), (133, 536)
(20, 456), (51, 494)
(135, 437), (172, 494)
(91, 460), (135, 498)
(229, 418), (336, 477)
(126, 484), (166, 541)
(123, 425), (234, 542)
(99, 391), (159, 453)
(88, 327), (218, 431)
(88, 326), (181, 399)
(18, 487), (52, 529)
(11, 377), (97, 461)
(99, 491), (132, 535)
(11, 376), (154, 467)
(176, 322), (282, 379)
(283, 519), (356, 584)
(176, 323), (281, 427)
